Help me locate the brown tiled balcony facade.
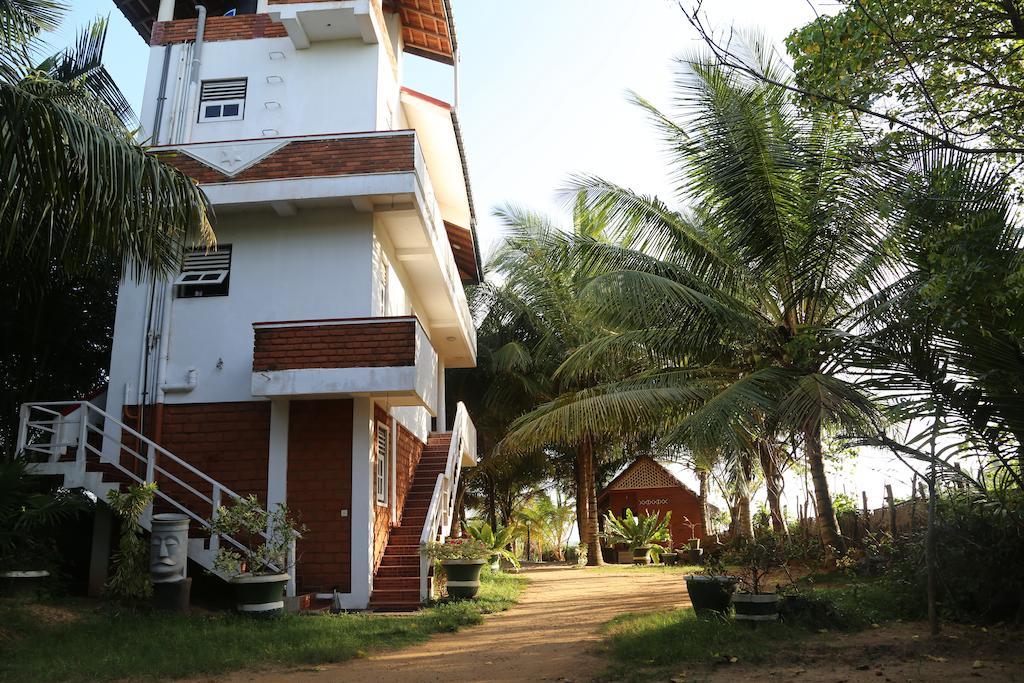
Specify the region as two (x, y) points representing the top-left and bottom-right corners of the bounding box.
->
(253, 317), (417, 372)
(250, 317), (439, 412)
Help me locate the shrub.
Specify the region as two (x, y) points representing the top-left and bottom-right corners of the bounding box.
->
(423, 537), (491, 561)
(209, 495), (304, 577)
(106, 483), (157, 601)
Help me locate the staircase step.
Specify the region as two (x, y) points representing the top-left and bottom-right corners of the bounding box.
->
(373, 576), (420, 590)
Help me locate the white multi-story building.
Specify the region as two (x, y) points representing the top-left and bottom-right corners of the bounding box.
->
(20, 0), (480, 610)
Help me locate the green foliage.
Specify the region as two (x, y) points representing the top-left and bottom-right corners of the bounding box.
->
(463, 520), (520, 568)
(787, 0), (1024, 154)
(867, 490), (1024, 623)
(602, 607), (803, 674)
(105, 483), (156, 602)
(0, 571), (527, 682)
(0, 453), (89, 570)
(602, 509), (671, 556)
(723, 531), (787, 594)
(831, 492), (857, 515)
(422, 537), (491, 562)
(208, 495), (303, 577)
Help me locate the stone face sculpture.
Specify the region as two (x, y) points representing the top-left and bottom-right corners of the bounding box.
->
(150, 514), (190, 584)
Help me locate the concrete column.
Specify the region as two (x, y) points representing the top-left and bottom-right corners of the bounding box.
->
(87, 505), (114, 597)
(349, 398), (374, 608)
(157, 0), (176, 21)
(436, 358), (447, 431)
(267, 399), (292, 595)
(267, 400), (290, 511)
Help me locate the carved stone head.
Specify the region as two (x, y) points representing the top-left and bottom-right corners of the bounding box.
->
(150, 514), (190, 584)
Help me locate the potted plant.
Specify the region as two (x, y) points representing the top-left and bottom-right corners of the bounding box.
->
(208, 495), (303, 616)
(680, 516), (704, 564)
(463, 520), (520, 571)
(602, 509), (671, 565)
(423, 537), (491, 599)
(724, 532), (786, 623)
(661, 536), (678, 566)
(0, 455), (88, 597)
(684, 555), (738, 616)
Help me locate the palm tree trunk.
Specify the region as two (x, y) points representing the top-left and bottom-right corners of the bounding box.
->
(804, 421), (845, 552)
(698, 469), (710, 536)
(735, 453), (754, 539)
(579, 438), (604, 565)
(758, 440), (787, 536)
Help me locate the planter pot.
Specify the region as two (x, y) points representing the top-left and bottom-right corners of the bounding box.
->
(230, 574), (289, 616)
(489, 555), (501, 572)
(661, 552), (678, 566)
(0, 570), (49, 598)
(733, 592), (780, 622)
(632, 547), (652, 565)
(685, 547), (704, 564)
(684, 575), (737, 616)
(442, 559), (486, 599)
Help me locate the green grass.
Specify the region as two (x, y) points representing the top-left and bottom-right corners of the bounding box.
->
(584, 563), (704, 574)
(0, 571), (528, 682)
(599, 578), (912, 681)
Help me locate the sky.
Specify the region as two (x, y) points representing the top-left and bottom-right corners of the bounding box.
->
(53, 0), (911, 512)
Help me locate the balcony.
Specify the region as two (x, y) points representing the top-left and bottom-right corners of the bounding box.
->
(153, 130), (475, 366)
(250, 317), (438, 412)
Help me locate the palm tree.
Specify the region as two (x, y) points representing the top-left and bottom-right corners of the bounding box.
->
(1, 2), (213, 283)
(501, 42), (890, 552)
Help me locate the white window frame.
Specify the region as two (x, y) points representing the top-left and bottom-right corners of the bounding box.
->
(172, 270), (228, 286)
(198, 99), (245, 123)
(375, 421), (390, 507)
(198, 78), (247, 123)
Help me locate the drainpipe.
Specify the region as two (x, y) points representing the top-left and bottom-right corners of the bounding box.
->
(151, 46), (173, 146)
(183, 4), (207, 144)
(152, 280), (175, 445)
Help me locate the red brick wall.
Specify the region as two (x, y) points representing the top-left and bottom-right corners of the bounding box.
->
(394, 421), (424, 526)
(151, 15), (288, 45)
(372, 405), (391, 571)
(253, 319), (416, 372)
(121, 402), (271, 519)
(287, 399), (353, 594)
(600, 486), (706, 549)
(370, 406), (426, 570)
(154, 135), (415, 185)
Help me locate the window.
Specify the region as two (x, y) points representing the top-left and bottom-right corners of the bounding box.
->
(175, 245), (231, 298)
(198, 79), (247, 122)
(375, 422), (390, 506)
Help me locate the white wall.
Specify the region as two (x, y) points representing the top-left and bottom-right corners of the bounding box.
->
(141, 36), (383, 145)
(106, 207), (375, 422)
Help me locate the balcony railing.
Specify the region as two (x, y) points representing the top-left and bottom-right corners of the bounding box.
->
(251, 317), (439, 412)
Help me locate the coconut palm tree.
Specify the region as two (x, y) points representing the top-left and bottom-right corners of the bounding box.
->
(1, 1), (213, 282)
(501, 41), (891, 552)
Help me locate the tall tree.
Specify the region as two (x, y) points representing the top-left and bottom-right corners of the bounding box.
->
(0, 5), (214, 450)
(502, 43), (889, 552)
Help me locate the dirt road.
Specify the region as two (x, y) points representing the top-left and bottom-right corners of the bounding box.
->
(224, 565), (689, 683)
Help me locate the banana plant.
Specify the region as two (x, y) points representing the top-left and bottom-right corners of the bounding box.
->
(463, 519), (520, 569)
(602, 509), (671, 560)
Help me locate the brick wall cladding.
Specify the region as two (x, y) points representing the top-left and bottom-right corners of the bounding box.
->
(287, 399), (353, 594)
(120, 402), (271, 520)
(372, 405), (391, 571)
(370, 405), (426, 571)
(150, 15), (288, 45)
(253, 320), (416, 372)
(600, 486), (706, 549)
(154, 135), (416, 185)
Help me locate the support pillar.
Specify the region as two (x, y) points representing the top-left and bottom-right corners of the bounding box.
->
(350, 398), (374, 608)
(267, 400), (291, 594)
(87, 505), (114, 597)
(436, 358), (447, 431)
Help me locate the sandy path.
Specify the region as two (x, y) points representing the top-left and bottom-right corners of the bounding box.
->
(225, 565), (689, 683)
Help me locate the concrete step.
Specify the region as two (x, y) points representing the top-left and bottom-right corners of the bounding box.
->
(373, 576), (419, 590)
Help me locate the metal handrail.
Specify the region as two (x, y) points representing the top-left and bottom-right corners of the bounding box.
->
(418, 401), (475, 601)
(17, 400), (286, 575)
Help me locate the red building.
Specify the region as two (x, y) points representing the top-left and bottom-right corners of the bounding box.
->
(598, 457), (711, 560)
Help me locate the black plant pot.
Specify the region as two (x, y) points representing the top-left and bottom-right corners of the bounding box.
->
(661, 552), (678, 566)
(733, 592), (780, 623)
(685, 547), (704, 564)
(0, 570), (49, 598)
(685, 575), (737, 616)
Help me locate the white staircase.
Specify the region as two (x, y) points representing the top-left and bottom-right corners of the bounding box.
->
(16, 401), (293, 590)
